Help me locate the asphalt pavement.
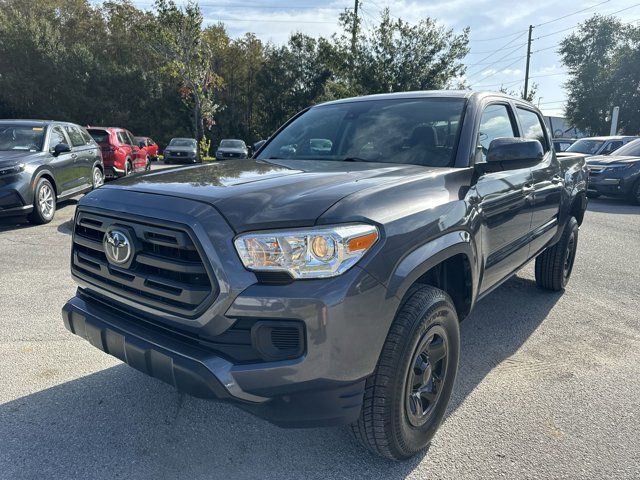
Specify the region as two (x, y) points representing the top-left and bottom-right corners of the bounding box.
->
(1, 173), (639, 479)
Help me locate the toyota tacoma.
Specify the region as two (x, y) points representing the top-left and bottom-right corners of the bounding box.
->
(62, 91), (587, 460)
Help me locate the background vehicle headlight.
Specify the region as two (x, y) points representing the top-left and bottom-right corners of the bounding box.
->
(234, 224), (379, 279)
(0, 164), (25, 176)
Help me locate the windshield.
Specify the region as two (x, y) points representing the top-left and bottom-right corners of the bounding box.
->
(566, 139), (605, 155)
(169, 139), (196, 147)
(257, 97), (466, 167)
(611, 138), (640, 157)
(0, 125), (45, 151)
(220, 140), (245, 148)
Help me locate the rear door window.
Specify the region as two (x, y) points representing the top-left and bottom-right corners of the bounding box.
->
(117, 132), (131, 145)
(516, 108), (549, 152)
(64, 126), (87, 147)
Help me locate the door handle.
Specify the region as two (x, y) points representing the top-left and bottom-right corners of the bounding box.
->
(551, 175), (563, 184)
(71, 153), (78, 160)
(522, 184), (535, 194)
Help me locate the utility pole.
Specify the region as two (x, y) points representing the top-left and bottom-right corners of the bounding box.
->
(610, 106), (620, 135)
(351, 0), (360, 59)
(523, 25), (533, 100)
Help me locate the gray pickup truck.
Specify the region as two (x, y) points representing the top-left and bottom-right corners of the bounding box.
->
(62, 91), (587, 460)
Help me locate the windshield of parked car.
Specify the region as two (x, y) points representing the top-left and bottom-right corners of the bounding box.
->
(220, 140), (245, 149)
(0, 125), (45, 151)
(257, 97), (466, 167)
(610, 138), (640, 157)
(169, 139), (196, 147)
(566, 139), (605, 155)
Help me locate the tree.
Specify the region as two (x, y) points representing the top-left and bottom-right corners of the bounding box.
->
(560, 15), (640, 135)
(151, 0), (221, 141)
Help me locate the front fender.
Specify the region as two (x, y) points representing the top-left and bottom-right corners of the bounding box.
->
(386, 230), (479, 305)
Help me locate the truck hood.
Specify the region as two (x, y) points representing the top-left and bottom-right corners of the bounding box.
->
(587, 154), (640, 165)
(101, 158), (449, 232)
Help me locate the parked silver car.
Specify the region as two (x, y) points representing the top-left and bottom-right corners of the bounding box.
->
(565, 135), (639, 157)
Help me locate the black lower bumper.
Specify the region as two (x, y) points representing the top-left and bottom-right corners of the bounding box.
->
(62, 295), (365, 428)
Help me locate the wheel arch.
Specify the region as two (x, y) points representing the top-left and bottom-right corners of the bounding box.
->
(32, 169), (58, 198)
(387, 231), (478, 321)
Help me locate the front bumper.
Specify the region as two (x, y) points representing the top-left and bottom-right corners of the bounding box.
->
(62, 292), (374, 427)
(0, 176), (32, 216)
(164, 153), (197, 163)
(588, 168), (639, 196)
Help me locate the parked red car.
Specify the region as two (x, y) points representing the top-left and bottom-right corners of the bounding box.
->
(87, 127), (149, 178)
(134, 136), (159, 161)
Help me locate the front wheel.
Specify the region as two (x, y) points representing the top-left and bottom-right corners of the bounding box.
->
(535, 216), (579, 291)
(145, 156), (151, 171)
(629, 179), (640, 205)
(124, 160), (132, 176)
(28, 178), (57, 225)
(351, 285), (460, 460)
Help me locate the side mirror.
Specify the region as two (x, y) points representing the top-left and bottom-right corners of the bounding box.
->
(52, 143), (71, 156)
(482, 137), (543, 170)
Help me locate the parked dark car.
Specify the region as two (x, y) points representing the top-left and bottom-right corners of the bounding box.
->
(134, 136), (159, 161)
(163, 137), (199, 163)
(565, 135), (638, 157)
(215, 139), (248, 160)
(0, 120), (103, 224)
(62, 91), (587, 460)
(553, 138), (575, 152)
(87, 127), (148, 178)
(587, 138), (640, 203)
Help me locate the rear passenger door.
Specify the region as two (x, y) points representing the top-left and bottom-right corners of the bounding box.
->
(472, 102), (535, 293)
(64, 125), (93, 189)
(517, 107), (562, 258)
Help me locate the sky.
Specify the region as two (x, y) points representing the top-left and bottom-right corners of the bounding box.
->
(131, 0), (640, 117)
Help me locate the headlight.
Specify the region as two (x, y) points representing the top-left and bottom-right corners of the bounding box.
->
(234, 224), (379, 279)
(0, 164), (25, 176)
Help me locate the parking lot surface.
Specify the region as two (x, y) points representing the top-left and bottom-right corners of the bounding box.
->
(1, 176), (639, 479)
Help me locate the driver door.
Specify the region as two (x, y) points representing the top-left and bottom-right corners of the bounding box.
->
(470, 103), (535, 294)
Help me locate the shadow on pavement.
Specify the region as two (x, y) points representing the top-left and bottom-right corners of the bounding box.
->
(0, 200), (78, 233)
(587, 197), (639, 215)
(0, 275), (561, 479)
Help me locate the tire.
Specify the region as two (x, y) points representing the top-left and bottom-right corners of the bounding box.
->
(92, 166), (104, 189)
(144, 156), (151, 171)
(124, 160), (132, 176)
(28, 178), (56, 225)
(629, 179), (640, 205)
(535, 216), (579, 291)
(351, 285), (460, 460)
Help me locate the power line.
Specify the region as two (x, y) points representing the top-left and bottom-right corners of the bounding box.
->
(468, 56), (525, 86)
(534, 0), (611, 27)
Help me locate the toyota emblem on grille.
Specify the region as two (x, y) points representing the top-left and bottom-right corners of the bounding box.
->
(103, 228), (132, 265)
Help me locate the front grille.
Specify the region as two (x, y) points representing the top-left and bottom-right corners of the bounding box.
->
(71, 210), (217, 317)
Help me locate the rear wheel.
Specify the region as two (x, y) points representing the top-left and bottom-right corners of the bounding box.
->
(92, 166), (104, 189)
(28, 178), (56, 225)
(351, 285), (460, 460)
(535, 216), (579, 291)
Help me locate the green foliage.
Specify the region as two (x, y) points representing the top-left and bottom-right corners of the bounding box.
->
(0, 0), (469, 146)
(560, 15), (640, 135)
(199, 135), (211, 156)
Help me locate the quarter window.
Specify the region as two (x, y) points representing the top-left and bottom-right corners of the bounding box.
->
(517, 108), (549, 152)
(48, 127), (67, 150)
(477, 104), (516, 161)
